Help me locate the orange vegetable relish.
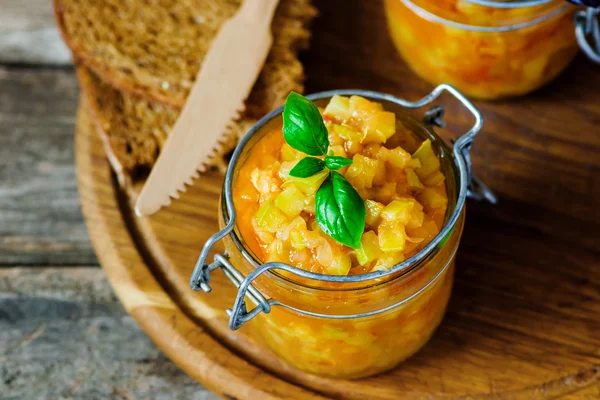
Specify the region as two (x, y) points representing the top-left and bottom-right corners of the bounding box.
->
(225, 95), (462, 378)
(233, 95), (448, 276)
(385, 0), (578, 99)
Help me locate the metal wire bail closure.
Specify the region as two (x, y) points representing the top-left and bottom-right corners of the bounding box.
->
(575, 7), (600, 63)
(190, 85), (496, 331)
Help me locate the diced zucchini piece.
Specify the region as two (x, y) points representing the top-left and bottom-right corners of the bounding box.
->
(274, 185), (306, 217)
(385, 146), (412, 169)
(378, 222), (406, 252)
(406, 207), (425, 230)
(422, 171), (445, 187)
(327, 251), (352, 275)
(412, 139), (441, 179)
(345, 155), (380, 189)
(281, 143), (303, 161)
(363, 111), (396, 144)
(332, 124), (362, 142)
(406, 168), (425, 190)
(381, 198), (415, 225)
(254, 200), (288, 233)
(355, 231), (383, 266)
(365, 199), (384, 227)
(324, 95), (352, 121)
(282, 170), (329, 195)
(373, 251), (405, 271)
(420, 187), (448, 210)
(290, 230), (306, 250)
(329, 145), (347, 158)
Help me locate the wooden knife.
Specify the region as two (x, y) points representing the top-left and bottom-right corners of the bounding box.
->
(135, 0), (280, 216)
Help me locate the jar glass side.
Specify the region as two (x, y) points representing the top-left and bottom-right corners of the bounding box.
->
(219, 100), (466, 378)
(385, 0), (579, 99)
(221, 208), (464, 378)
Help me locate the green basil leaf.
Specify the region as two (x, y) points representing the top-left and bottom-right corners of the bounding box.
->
(289, 157), (326, 178)
(316, 172), (366, 249)
(283, 92), (330, 156)
(325, 155), (353, 171)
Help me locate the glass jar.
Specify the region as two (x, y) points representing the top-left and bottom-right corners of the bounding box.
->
(190, 86), (496, 379)
(384, 0), (583, 99)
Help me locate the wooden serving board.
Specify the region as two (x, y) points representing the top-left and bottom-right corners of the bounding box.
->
(76, 1), (600, 398)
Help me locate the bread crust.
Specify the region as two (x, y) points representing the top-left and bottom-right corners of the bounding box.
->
(54, 0), (317, 111)
(57, 0), (316, 186)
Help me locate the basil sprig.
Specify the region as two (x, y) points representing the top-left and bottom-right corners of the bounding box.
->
(283, 92), (366, 249)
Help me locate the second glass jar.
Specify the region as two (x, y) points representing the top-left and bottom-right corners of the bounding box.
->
(385, 0), (579, 99)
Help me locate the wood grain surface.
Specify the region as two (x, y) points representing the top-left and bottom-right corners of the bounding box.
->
(0, 0), (71, 65)
(0, 267), (218, 400)
(0, 67), (97, 266)
(75, 0), (600, 398)
(0, 65), (218, 398)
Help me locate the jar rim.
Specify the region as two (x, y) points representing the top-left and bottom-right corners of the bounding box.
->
(220, 89), (470, 287)
(463, 0), (556, 9)
(399, 0), (572, 32)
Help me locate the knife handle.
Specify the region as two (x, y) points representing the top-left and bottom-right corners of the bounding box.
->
(238, 0), (280, 23)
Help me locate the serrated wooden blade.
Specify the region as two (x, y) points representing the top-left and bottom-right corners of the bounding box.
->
(135, 0), (279, 216)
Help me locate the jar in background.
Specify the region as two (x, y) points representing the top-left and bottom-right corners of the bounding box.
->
(191, 87), (496, 379)
(385, 0), (579, 99)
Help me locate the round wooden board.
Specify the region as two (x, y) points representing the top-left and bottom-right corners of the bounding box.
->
(76, 2), (600, 398)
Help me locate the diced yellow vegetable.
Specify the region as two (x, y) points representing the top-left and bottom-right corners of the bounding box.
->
(282, 170), (329, 195)
(254, 200), (288, 233)
(316, 242), (334, 267)
(290, 230), (306, 250)
(385, 146), (412, 169)
(350, 95), (382, 117)
(276, 216), (306, 241)
(278, 161), (296, 179)
(406, 157), (422, 169)
(355, 231), (383, 266)
(373, 157), (387, 186)
(363, 111), (396, 144)
(378, 222), (406, 252)
(345, 140), (362, 155)
(332, 124), (362, 142)
(302, 229), (325, 249)
(412, 139), (441, 179)
(266, 239), (291, 263)
(405, 168), (425, 190)
(381, 198), (415, 225)
(327, 251), (352, 275)
(303, 195), (316, 214)
(345, 155), (380, 189)
(422, 171), (445, 187)
(324, 95), (352, 121)
(420, 187), (448, 210)
(373, 251), (405, 271)
(373, 181), (398, 205)
(329, 145), (347, 158)
(251, 168), (280, 194)
(365, 199), (384, 227)
(281, 143), (303, 161)
(406, 206), (424, 230)
(274, 185), (306, 217)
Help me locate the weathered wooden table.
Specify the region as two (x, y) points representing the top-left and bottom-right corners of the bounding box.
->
(0, 1), (217, 398)
(3, 0), (600, 399)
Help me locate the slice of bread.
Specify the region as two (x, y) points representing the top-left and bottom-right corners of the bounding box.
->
(77, 65), (256, 187)
(55, 0), (316, 114)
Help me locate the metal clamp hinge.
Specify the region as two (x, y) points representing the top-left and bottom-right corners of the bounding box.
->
(423, 105), (497, 205)
(575, 7), (600, 63)
(191, 254), (271, 330)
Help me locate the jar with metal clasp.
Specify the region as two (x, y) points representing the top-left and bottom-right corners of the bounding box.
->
(384, 0), (600, 99)
(190, 86), (497, 379)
